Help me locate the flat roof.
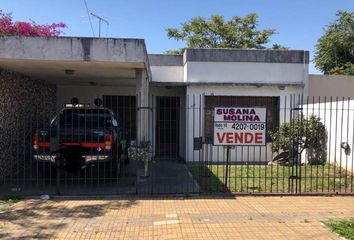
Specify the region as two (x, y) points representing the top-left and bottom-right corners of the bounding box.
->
(0, 36), (150, 64)
(0, 36), (151, 83)
(149, 48), (309, 66)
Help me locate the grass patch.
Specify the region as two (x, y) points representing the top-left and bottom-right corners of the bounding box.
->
(0, 197), (20, 213)
(188, 164), (353, 193)
(5, 197), (20, 205)
(323, 218), (354, 240)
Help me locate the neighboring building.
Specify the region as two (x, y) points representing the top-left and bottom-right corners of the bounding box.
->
(308, 74), (354, 172)
(309, 74), (354, 100)
(0, 36), (310, 166)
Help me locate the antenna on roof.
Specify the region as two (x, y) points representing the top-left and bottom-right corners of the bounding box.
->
(90, 12), (109, 37)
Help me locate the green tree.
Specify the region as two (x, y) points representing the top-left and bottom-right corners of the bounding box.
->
(314, 11), (354, 75)
(270, 115), (327, 165)
(166, 14), (286, 54)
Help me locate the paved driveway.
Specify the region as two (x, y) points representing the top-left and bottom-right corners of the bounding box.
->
(0, 196), (353, 239)
(146, 159), (199, 194)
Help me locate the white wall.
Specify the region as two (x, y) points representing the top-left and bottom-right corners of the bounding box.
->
(184, 85), (304, 163)
(150, 62), (309, 93)
(186, 62), (308, 84)
(150, 66), (184, 82)
(302, 100), (354, 173)
(56, 85), (136, 111)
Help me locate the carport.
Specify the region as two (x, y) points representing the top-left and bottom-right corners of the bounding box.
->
(0, 36), (151, 143)
(0, 36), (151, 195)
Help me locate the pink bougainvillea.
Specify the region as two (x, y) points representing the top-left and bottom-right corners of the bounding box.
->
(0, 11), (66, 37)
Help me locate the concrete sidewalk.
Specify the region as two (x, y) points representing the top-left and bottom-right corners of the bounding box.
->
(0, 196), (353, 239)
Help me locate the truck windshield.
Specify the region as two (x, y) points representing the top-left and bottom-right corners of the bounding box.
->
(59, 109), (113, 129)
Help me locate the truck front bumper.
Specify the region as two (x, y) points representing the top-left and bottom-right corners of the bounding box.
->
(33, 154), (112, 163)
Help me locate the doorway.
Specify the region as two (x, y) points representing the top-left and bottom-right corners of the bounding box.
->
(156, 96), (180, 157)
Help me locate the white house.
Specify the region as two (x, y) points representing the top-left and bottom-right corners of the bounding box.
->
(0, 37), (310, 165)
(149, 49), (308, 163)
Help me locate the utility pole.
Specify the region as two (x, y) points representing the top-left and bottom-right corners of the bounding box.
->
(90, 12), (109, 37)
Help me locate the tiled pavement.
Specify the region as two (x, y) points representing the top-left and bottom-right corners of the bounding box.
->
(0, 196), (353, 239)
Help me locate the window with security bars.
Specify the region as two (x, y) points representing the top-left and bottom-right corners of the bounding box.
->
(204, 96), (280, 143)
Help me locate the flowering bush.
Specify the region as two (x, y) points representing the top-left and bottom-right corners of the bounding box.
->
(0, 10), (66, 37)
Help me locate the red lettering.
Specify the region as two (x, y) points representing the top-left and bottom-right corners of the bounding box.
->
(255, 133), (263, 144)
(245, 133), (253, 143)
(216, 132), (264, 145)
(217, 133), (226, 143)
(235, 133), (243, 143)
(226, 133), (233, 143)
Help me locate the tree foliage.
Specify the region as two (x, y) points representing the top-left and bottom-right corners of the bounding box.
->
(0, 10), (66, 37)
(166, 14), (286, 53)
(270, 115), (327, 165)
(314, 11), (354, 75)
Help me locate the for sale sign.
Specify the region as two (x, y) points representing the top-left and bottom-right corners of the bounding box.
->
(213, 107), (267, 146)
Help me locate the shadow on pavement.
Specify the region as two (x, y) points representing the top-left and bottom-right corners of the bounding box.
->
(0, 198), (137, 239)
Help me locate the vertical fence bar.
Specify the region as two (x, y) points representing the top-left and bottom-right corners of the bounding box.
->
(35, 108), (39, 187)
(192, 95), (198, 192)
(334, 97), (339, 192)
(29, 113), (33, 188)
(295, 94), (300, 194)
(288, 94), (292, 193)
(15, 112), (20, 190)
(150, 95), (154, 194)
(317, 96), (321, 192)
(351, 98), (354, 192)
(298, 94), (303, 194)
(176, 96), (179, 192)
(315, 96), (320, 192)
(345, 97), (350, 192)
(246, 97), (250, 192)
(322, 96), (327, 193)
(49, 107), (53, 187)
(281, 96), (286, 192)
(216, 96), (220, 192)
(209, 104), (213, 193)
(339, 97), (344, 192)
(234, 144), (237, 192)
(258, 145), (262, 193)
(328, 97), (332, 193)
(199, 94), (202, 194)
(272, 98), (273, 192)
(22, 117), (26, 188)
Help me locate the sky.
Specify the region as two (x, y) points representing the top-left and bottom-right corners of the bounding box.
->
(1, 0), (353, 74)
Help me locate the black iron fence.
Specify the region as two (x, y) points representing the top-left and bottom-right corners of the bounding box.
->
(188, 95), (354, 195)
(0, 94), (353, 196)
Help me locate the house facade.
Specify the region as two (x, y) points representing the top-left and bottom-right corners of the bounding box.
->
(0, 36), (310, 165)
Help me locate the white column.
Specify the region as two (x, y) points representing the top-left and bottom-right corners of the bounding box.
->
(135, 69), (149, 144)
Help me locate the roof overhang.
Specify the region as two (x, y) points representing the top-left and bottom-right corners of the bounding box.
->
(0, 36), (151, 86)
